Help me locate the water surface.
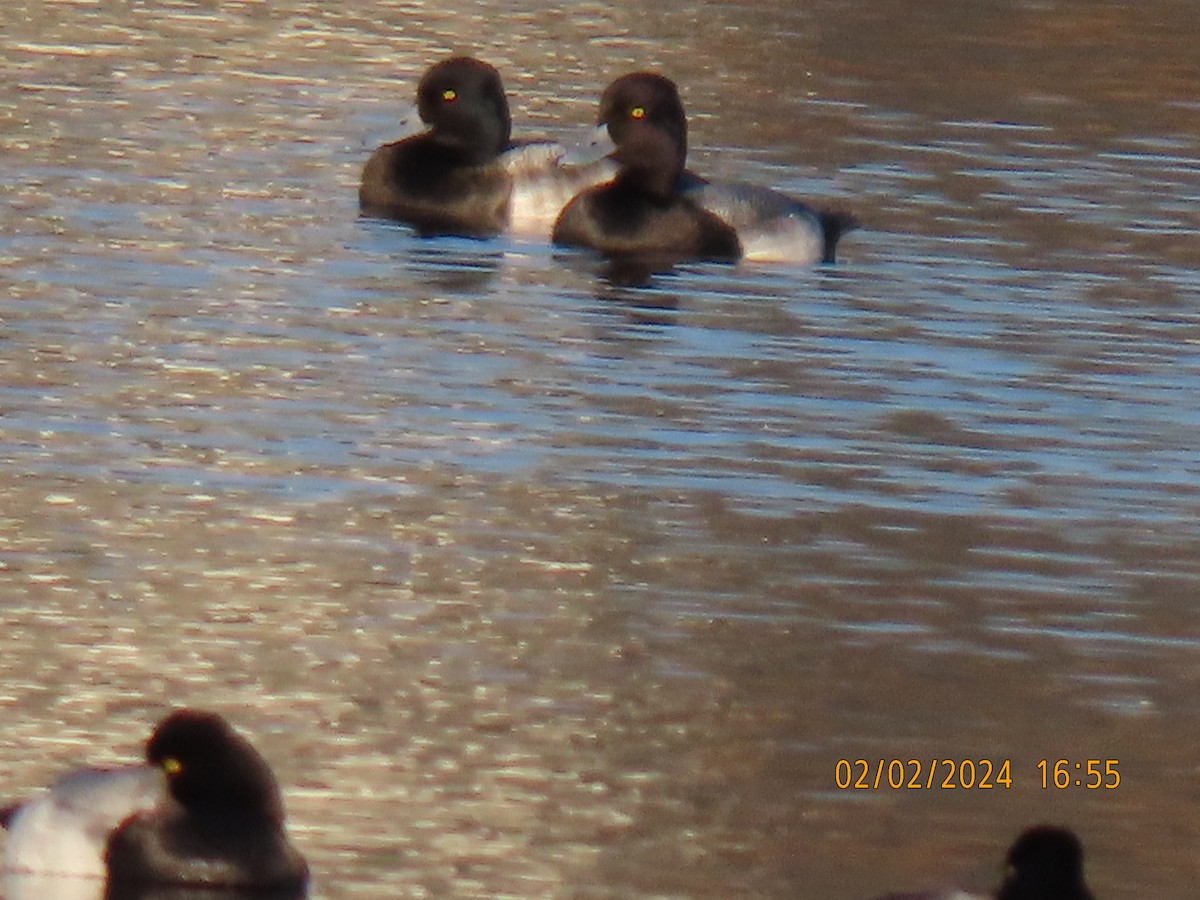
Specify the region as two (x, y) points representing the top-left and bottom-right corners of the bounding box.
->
(2, 1), (1199, 898)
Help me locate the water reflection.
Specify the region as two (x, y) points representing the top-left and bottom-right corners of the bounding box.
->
(356, 223), (507, 293)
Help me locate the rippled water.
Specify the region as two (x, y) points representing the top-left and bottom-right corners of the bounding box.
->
(2, 1), (1199, 898)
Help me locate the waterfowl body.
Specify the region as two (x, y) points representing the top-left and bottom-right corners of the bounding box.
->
(360, 56), (614, 239)
(360, 56), (514, 237)
(501, 141), (617, 239)
(2, 710), (307, 893)
(685, 177), (857, 264)
(874, 825), (1094, 900)
(2, 768), (164, 880)
(558, 72), (856, 264)
(552, 73), (741, 264)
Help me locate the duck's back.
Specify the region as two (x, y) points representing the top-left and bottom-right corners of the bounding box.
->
(3, 767), (163, 879)
(685, 179), (857, 264)
(502, 143), (617, 239)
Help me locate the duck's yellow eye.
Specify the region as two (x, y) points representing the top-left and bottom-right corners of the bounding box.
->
(442, 88), (457, 102)
(162, 757), (183, 777)
(630, 106), (646, 120)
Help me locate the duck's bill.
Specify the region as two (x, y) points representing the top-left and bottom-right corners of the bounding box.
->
(359, 103), (426, 150)
(559, 123), (615, 167)
(394, 103), (425, 139)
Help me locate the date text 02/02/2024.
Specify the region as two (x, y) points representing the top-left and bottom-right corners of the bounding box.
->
(833, 759), (1121, 790)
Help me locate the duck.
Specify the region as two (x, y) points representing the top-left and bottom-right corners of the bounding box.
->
(872, 825), (1095, 900)
(1, 709), (308, 894)
(552, 72), (742, 266)
(555, 72), (857, 265)
(359, 56), (614, 239)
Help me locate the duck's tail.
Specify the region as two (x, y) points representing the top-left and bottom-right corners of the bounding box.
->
(819, 208), (860, 263)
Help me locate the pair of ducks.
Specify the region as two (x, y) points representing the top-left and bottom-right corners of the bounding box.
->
(358, 57), (857, 267)
(1, 711), (1093, 899)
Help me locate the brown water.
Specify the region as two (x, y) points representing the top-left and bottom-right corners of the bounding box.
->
(2, 1), (1199, 898)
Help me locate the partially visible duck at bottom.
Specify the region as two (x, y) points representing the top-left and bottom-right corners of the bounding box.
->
(1, 709), (308, 897)
(872, 825), (1095, 900)
(554, 72), (856, 266)
(360, 56), (614, 240)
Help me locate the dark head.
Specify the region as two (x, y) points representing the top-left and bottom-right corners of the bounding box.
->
(146, 710), (286, 823)
(997, 826), (1093, 900)
(416, 56), (511, 163)
(599, 73), (688, 160)
(597, 74), (689, 200)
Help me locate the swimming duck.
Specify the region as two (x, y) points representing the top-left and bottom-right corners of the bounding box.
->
(2, 709), (307, 894)
(872, 825), (1095, 900)
(552, 73), (741, 265)
(360, 56), (614, 239)
(557, 72), (857, 264)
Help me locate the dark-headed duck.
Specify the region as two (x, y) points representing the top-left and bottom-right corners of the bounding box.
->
(2, 710), (307, 895)
(360, 56), (614, 239)
(872, 825), (1094, 900)
(552, 73), (742, 265)
(557, 72), (857, 265)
